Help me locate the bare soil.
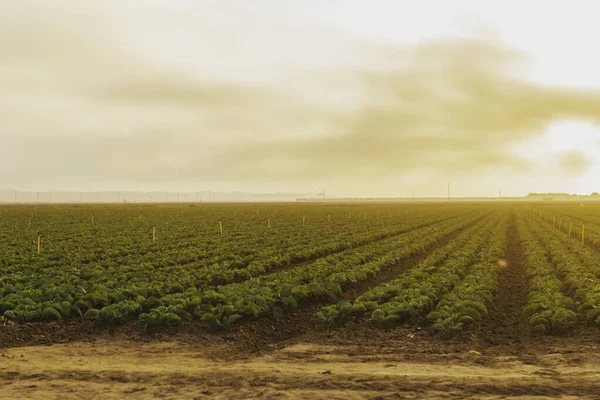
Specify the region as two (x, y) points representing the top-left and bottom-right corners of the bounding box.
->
(467, 210), (531, 354)
(2, 338), (600, 399)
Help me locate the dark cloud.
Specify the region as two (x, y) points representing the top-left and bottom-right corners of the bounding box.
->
(206, 38), (600, 182)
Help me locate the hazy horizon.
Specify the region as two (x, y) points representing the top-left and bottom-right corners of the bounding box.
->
(3, 1), (600, 197)
(2, 188), (599, 204)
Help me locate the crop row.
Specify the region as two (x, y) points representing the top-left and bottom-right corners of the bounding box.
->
(0, 209), (482, 321)
(532, 207), (600, 247)
(0, 209), (480, 327)
(517, 210), (578, 333)
(314, 210), (507, 337)
(0, 208), (488, 328)
(1, 206), (476, 284)
(2, 205), (456, 264)
(142, 211), (488, 331)
(519, 209), (600, 333)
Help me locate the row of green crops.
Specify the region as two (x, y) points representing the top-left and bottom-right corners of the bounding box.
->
(14, 203), (600, 336)
(2, 204), (470, 272)
(532, 205), (600, 247)
(425, 213), (507, 337)
(519, 211), (578, 333)
(314, 210), (507, 336)
(0, 204), (488, 329)
(1, 204), (478, 282)
(187, 211), (487, 332)
(520, 209), (600, 333)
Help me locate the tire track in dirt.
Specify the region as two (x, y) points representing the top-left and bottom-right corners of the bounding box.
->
(3, 367), (600, 399)
(471, 209), (529, 354)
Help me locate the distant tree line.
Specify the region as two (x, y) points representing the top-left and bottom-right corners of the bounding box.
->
(526, 193), (600, 197)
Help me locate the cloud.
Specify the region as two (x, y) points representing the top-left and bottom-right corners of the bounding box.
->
(209, 38), (600, 182)
(2, 2), (600, 192)
(557, 150), (593, 175)
(94, 75), (275, 109)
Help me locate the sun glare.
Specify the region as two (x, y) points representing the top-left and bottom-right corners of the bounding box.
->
(511, 120), (600, 194)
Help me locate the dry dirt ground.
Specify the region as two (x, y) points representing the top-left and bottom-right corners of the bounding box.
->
(2, 323), (600, 400)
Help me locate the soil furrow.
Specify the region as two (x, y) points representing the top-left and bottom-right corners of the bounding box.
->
(470, 209), (529, 354)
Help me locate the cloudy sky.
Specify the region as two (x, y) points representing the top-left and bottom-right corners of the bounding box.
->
(2, 0), (600, 197)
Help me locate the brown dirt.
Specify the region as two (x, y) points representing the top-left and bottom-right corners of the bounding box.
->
(467, 209), (531, 355)
(2, 339), (600, 399)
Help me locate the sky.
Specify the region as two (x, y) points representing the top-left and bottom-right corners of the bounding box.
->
(2, 0), (600, 198)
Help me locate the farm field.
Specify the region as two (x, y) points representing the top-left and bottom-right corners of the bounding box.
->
(3, 202), (600, 399)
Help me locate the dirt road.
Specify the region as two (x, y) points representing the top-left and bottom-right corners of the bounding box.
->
(2, 335), (600, 399)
